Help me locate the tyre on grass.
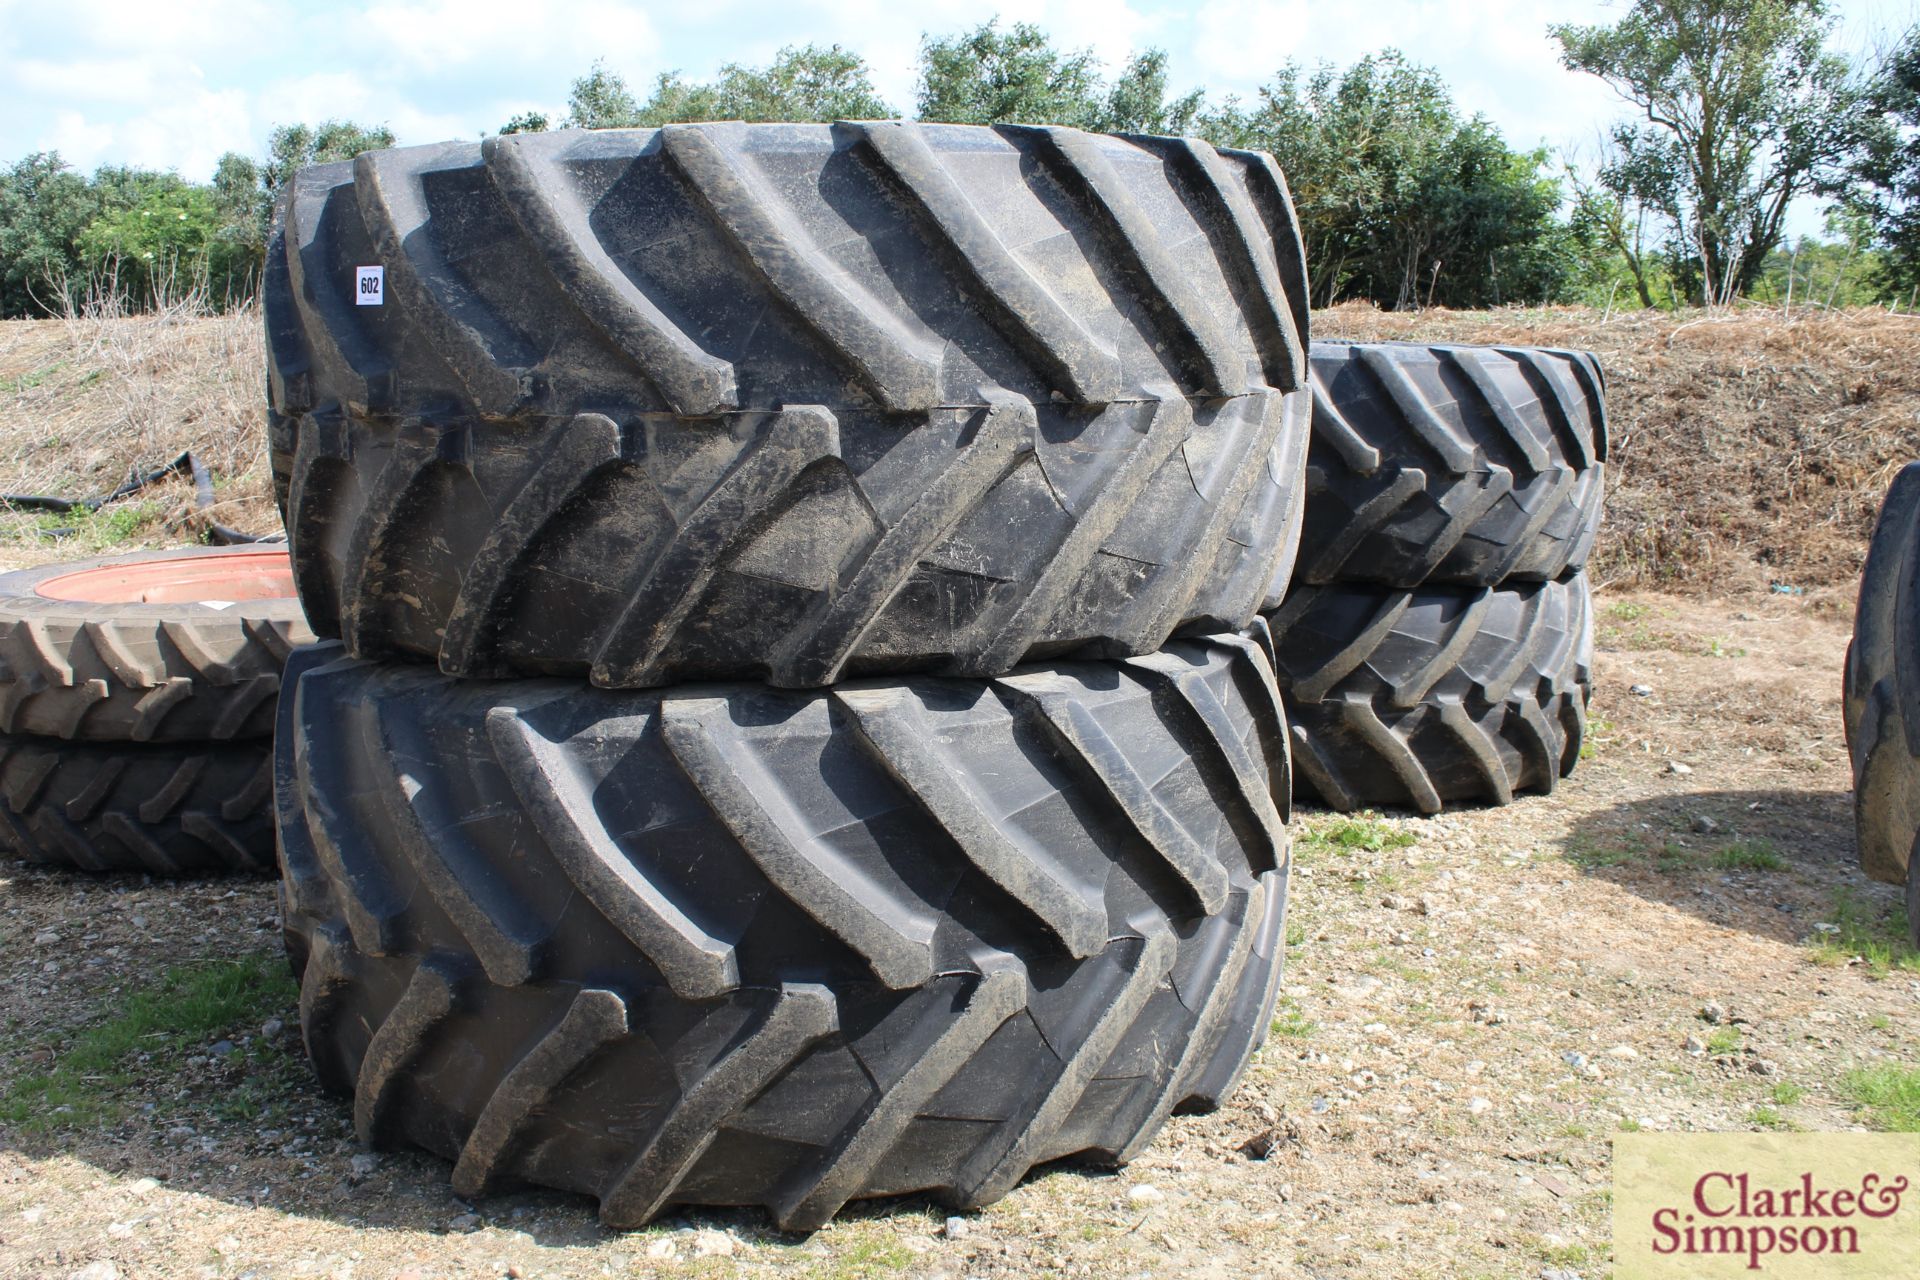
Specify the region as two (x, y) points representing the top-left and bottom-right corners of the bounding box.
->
(1842, 460), (1920, 944)
(1270, 575), (1592, 814)
(277, 630), (1293, 1229)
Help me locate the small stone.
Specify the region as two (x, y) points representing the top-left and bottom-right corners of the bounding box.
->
(209, 1040), (236, 1058)
(1666, 760), (1693, 776)
(943, 1215), (972, 1239)
(1700, 1001), (1728, 1025)
(261, 1018), (285, 1038)
(1630, 684), (1653, 697)
(449, 1213), (481, 1232)
(1128, 1184), (1166, 1205)
(33, 929), (61, 946)
(692, 1229), (735, 1258)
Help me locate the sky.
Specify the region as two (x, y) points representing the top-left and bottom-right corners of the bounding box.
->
(1, 0), (1913, 236)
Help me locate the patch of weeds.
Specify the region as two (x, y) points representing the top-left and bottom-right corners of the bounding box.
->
(0, 954), (296, 1131)
(1272, 1001), (1317, 1039)
(1565, 831), (1641, 868)
(1750, 1106), (1791, 1130)
(4, 361), (66, 393)
(1297, 812), (1416, 859)
(1539, 1242), (1593, 1268)
(1771, 1082), (1806, 1106)
(1578, 713), (1615, 761)
(1703, 637), (1747, 659)
(1806, 889), (1920, 976)
(1606, 601), (1650, 622)
(1841, 1063), (1920, 1131)
(1654, 843), (1696, 875)
(1705, 1027), (1742, 1055)
(808, 1235), (915, 1279)
(1711, 839), (1787, 872)
(15, 500), (166, 551)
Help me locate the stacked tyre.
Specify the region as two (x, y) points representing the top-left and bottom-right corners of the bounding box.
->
(0, 546), (310, 874)
(267, 123), (1313, 1229)
(1269, 341), (1606, 813)
(1843, 462), (1920, 945)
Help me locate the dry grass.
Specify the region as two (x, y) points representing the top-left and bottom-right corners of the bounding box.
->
(0, 294), (274, 565)
(1319, 302), (1920, 603)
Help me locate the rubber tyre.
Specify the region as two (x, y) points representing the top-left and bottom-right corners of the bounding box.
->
(0, 734), (274, 875)
(1270, 576), (1592, 813)
(267, 122), (1313, 687)
(277, 631), (1292, 1230)
(1297, 341), (1606, 589)
(0, 547), (313, 743)
(1844, 461), (1920, 904)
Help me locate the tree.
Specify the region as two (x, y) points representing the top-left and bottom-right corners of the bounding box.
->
(1843, 25), (1920, 297)
(918, 20), (1103, 126)
(77, 181), (244, 306)
(263, 120), (398, 194)
(1552, 0), (1868, 305)
(498, 111), (552, 136)
(564, 46), (893, 130)
(917, 20), (1199, 132)
(0, 153), (102, 315)
(1203, 52), (1567, 309)
(566, 61), (642, 129)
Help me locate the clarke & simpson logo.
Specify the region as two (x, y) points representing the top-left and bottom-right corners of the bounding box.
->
(1649, 1169), (1909, 1269)
(1614, 1133), (1920, 1279)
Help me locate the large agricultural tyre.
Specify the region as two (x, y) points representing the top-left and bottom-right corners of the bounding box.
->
(1843, 460), (1920, 943)
(0, 734), (275, 875)
(276, 631), (1293, 1230)
(1271, 576), (1591, 814)
(266, 122), (1313, 688)
(1296, 341), (1606, 589)
(0, 546), (312, 743)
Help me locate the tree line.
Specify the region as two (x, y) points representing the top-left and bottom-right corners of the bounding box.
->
(5, 0), (1918, 319)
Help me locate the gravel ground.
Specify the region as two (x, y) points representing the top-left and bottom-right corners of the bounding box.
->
(1, 586), (1913, 1280)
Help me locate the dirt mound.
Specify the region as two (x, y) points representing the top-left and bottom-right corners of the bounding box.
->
(1318, 303), (1920, 608)
(4, 302), (1916, 604)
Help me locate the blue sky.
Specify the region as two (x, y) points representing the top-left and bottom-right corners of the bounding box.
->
(1, 0), (1910, 235)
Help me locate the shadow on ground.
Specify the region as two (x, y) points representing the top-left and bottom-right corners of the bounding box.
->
(1554, 786), (1915, 955)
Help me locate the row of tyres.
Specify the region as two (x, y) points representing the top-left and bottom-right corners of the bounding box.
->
(0, 122), (1604, 1230)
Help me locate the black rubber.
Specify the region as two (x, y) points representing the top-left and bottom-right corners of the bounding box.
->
(267, 123), (1313, 687)
(1297, 341), (1606, 589)
(1843, 460), (1920, 936)
(277, 631), (1292, 1230)
(0, 734), (275, 875)
(0, 547), (312, 744)
(1270, 576), (1591, 814)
